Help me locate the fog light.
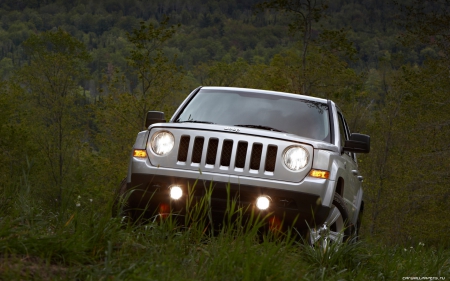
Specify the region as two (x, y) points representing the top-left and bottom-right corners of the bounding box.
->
(256, 196), (270, 210)
(169, 186), (183, 200)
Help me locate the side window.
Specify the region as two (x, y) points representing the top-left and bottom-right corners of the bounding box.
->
(338, 112), (355, 160)
(337, 112), (348, 147)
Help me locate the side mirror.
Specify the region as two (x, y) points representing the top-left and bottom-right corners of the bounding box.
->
(145, 111), (166, 128)
(343, 133), (370, 153)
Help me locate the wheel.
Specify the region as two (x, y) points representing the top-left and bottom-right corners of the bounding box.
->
(309, 193), (352, 246)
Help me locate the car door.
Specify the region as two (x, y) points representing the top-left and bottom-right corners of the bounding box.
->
(337, 111), (360, 218)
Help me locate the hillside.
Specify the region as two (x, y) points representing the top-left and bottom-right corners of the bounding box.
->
(0, 0), (425, 81)
(0, 0), (449, 248)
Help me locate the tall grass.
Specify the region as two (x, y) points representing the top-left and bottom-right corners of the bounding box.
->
(1, 179), (449, 280)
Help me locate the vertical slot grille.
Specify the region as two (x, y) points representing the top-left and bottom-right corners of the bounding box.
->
(265, 145), (278, 172)
(177, 136), (190, 162)
(175, 134), (281, 177)
(191, 137), (204, 163)
(206, 138), (219, 165)
(235, 141), (248, 168)
(250, 143), (263, 170)
(220, 140), (233, 166)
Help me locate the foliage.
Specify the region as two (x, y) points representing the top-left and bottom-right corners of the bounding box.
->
(398, 0), (450, 63)
(257, 0), (359, 95)
(10, 28), (91, 208)
(357, 0), (450, 245)
(1, 187), (449, 280)
(0, 0), (429, 85)
(0, 0), (448, 250)
(91, 17), (186, 194)
(194, 57), (250, 86)
(126, 16), (183, 129)
(358, 59), (450, 245)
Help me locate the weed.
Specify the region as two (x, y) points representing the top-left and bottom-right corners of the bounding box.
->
(1, 179), (449, 280)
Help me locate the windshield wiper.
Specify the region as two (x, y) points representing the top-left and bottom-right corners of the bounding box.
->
(177, 120), (216, 124)
(234, 124), (286, 133)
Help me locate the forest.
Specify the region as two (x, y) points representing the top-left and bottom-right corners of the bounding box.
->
(0, 0), (449, 254)
(1, 0), (450, 279)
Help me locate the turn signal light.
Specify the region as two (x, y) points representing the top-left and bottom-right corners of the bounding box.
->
(133, 149), (147, 158)
(309, 169), (330, 179)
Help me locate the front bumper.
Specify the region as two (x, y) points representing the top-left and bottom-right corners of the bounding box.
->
(125, 173), (331, 230)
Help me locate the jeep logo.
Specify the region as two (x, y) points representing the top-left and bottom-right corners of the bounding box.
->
(224, 127), (240, 132)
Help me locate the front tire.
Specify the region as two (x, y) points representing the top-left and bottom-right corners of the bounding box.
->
(309, 193), (352, 245)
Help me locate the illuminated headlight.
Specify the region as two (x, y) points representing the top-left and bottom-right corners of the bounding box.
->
(169, 186), (183, 200)
(283, 146), (309, 171)
(256, 196), (270, 210)
(150, 131), (175, 156)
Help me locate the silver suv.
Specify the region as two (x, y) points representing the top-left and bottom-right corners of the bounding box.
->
(119, 86), (370, 243)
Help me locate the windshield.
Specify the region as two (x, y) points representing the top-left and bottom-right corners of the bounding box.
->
(175, 88), (330, 142)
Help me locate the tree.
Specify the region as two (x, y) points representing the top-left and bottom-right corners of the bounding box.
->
(125, 16), (183, 130)
(359, 0), (450, 245)
(398, 0), (450, 63)
(93, 17), (185, 187)
(16, 28), (91, 205)
(193, 58), (249, 86)
(257, 0), (357, 96)
(245, 47), (360, 100)
(363, 64), (450, 245)
(257, 0), (327, 94)
(0, 82), (25, 193)
(390, 61), (450, 244)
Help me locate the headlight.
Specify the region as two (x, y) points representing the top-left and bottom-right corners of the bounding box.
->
(283, 146), (309, 171)
(150, 131), (175, 156)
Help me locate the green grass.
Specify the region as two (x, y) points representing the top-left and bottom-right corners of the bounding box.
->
(1, 183), (449, 280)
